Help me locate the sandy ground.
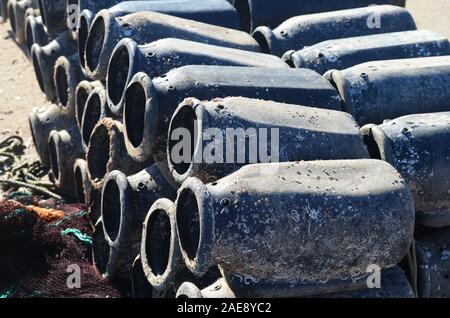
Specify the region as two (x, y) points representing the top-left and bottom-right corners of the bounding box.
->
(0, 21), (51, 162)
(0, 0), (448, 162)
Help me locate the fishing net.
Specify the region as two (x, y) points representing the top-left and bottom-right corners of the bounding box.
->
(0, 199), (120, 298)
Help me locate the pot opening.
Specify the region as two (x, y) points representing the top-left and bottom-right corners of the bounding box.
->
(363, 134), (382, 160)
(284, 56), (295, 68)
(48, 136), (60, 181)
(234, 0), (251, 33)
(32, 49), (45, 92)
(87, 124), (110, 182)
(78, 14), (89, 68)
(102, 177), (122, 241)
(86, 16), (106, 73)
(252, 29), (270, 54)
(55, 63), (69, 107)
(146, 209), (171, 276)
(168, 105), (197, 176)
(107, 44), (130, 106)
(25, 18), (34, 55)
(82, 93), (102, 145)
(124, 81), (146, 148)
(76, 85), (89, 126)
(177, 188), (200, 262)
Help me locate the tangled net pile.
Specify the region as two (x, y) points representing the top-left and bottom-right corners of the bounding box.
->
(0, 199), (120, 298)
(0, 133), (120, 298)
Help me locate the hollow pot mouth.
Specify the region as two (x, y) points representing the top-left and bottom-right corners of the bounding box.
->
(141, 198), (178, 288)
(175, 177), (214, 275)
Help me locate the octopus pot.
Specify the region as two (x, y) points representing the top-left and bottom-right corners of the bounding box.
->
(80, 85), (109, 152)
(140, 199), (223, 297)
(107, 38), (289, 116)
(361, 112), (450, 228)
(252, 5), (416, 57)
(324, 56), (450, 125)
(86, 117), (145, 190)
(99, 165), (176, 278)
(84, 11), (260, 80)
(123, 65), (342, 167)
(175, 160), (415, 284)
(30, 30), (77, 101)
(28, 104), (77, 168)
(167, 96), (368, 184)
(54, 53), (86, 117)
(8, 0), (38, 44)
(231, 0), (399, 33)
(25, 14), (48, 57)
(48, 127), (84, 196)
(283, 30), (450, 75)
(75, 80), (104, 130)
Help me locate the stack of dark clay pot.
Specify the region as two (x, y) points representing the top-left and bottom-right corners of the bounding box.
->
(3, 0), (450, 298)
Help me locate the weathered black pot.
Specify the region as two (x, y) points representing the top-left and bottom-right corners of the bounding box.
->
(176, 267), (414, 298)
(31, 31), (77, 101)
(8, 0), (38, 44)
(86, 117), (146, 190)
(85, 11), (260, 80)
(415, 226), (450, 298)
(54, 53), (85, 117)
(252, 5), (416, 57)
(140, 198), (223, 297)
(140, 198), (181, 298)
(283, 30), (450, 75)
(107, 38), (289, 116)
(140, 199), (221, 297)
(325, 56), (450, 125)
(78, 0), (204, 66)
(175, 160), (414, 283)
(361, 112), (450, 228)
(65, 0), (121, 31)
(48, 128), (84, 196)
(167, 96), (368, 184)
(81, 85), (109, 152)
(123, 65), (341, 167)
(25, 14), (49, 57)
(103, 0), (240, 29)
(75, 80), (103, 130)
(28, 104), (77, 168)
(73, 158), (92, 205)
(37, 0), (66, 36)
(231, 0), (398, 33)
(99, 165), (176, 278)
